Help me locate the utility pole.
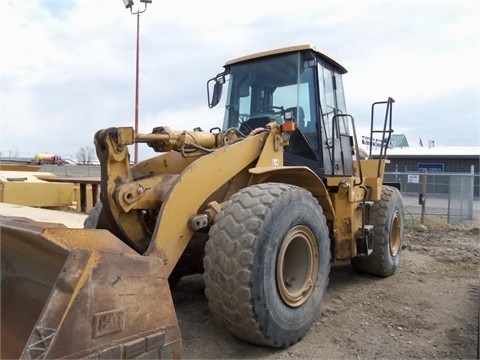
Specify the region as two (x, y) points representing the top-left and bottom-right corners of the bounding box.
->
(122, 0), (152, 164)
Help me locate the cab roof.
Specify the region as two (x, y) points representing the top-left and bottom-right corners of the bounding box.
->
(224, 44), (348, 74)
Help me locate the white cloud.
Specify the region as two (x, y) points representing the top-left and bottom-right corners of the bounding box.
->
(1, 0), (479, 161)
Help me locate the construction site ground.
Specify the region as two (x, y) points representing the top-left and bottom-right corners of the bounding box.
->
(0, 204), (478, 359)
(173, 219), (479, 359)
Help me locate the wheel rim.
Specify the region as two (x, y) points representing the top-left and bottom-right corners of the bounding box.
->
(390, 210), (401, 256)
(276, 225), (319, 308)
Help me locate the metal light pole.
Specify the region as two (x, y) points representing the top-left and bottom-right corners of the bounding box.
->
(122, 0), (151, 164)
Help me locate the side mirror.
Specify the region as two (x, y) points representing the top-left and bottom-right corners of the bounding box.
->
(207, 73), (226, 108)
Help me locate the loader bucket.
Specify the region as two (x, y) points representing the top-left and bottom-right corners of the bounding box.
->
(0, 216), (182, 359)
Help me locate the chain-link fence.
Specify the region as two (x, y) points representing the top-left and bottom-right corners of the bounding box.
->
(41, 165), (479, 225)
(385, 171), (479, 225)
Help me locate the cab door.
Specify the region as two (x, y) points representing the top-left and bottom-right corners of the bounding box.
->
(317, 63), (354, 176)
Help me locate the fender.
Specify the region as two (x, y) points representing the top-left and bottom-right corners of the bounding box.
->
(248, 166), (335, 223)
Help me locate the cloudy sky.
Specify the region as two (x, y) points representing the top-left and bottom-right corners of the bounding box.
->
(1, 0), (479, 161)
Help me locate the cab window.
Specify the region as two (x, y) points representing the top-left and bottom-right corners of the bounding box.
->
(317, 63), (348, 138)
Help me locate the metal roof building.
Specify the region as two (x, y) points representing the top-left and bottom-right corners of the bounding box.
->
(381, 146), (479, 173)
(375, 145), (480, 199)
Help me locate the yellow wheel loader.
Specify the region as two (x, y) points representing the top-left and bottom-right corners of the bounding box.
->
(1, 44), (404, 358)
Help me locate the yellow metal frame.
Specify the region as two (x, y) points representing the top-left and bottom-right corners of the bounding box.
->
(0, 171), (97, 213)
(0, 171), (83, 210)
(95, 124), (390, 270)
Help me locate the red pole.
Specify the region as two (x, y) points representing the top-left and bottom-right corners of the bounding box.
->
(134, 11), (140, 164)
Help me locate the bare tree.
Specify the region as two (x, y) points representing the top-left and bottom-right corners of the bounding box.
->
(76, 146), (96, 165)
(86, 146), (96, 164)
(76, 147), (87, 164)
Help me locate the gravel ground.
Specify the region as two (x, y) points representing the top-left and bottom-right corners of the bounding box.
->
(172, 220), (479, 359)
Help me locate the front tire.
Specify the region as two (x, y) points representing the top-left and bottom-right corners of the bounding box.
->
(83, 201), (103, 228)
(351, 185), (404, 276)
(203, 183), (330, 347)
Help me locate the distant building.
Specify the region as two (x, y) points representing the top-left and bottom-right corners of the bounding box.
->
(377, 146), (480, 197)
(381, 146), (479, 173)
(390, 134), (409, 148)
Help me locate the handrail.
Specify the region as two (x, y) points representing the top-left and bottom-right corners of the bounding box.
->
(331, 114), (363, 186)
(369, 97), (395, 178)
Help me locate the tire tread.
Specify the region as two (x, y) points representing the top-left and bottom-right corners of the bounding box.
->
(204, 183), (329, 347)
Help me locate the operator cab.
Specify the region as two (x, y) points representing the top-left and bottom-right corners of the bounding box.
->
(208, 44), (355, 178)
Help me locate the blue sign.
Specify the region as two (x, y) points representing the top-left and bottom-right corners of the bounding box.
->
(417, 163), (444, 173)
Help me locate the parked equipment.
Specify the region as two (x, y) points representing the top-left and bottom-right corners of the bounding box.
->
(1, 44), (403, 358)
(0, 170), (86, 210)
(33, 153), (66, 165)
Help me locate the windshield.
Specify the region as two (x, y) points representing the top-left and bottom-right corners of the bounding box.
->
(222, 52), (318, 138)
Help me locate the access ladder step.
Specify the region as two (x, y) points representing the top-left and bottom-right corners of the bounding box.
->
(356, 225), (374, 256)
(358, 201), (374, 209)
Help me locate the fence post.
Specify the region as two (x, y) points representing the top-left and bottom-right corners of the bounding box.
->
(421, 170), (427, 223)
(469, 165), (475, 220)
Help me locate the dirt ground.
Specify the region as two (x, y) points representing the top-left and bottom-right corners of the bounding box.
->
(171, 219), (479, 359)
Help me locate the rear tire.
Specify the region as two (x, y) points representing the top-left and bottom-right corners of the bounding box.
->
(351, 185), (404, 276)
(83, 201), (103, 228)
(203, 183), (330, 347)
